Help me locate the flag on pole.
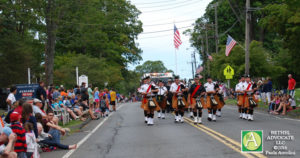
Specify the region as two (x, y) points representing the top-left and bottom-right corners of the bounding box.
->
(196, 65), (203, 74)
(174, 25), (182, 49)
(208, 54), (213, 61)
(225, 35), (237, 56)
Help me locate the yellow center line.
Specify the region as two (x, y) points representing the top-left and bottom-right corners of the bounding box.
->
(184, 117), (267, 158)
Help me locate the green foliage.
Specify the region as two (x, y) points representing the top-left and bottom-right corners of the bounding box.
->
(135, 60), (169, 74)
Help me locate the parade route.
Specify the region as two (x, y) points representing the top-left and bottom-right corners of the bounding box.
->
(41, 102), (300, 158)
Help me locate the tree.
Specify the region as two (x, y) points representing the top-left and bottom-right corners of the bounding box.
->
(135, 60), (169, 74)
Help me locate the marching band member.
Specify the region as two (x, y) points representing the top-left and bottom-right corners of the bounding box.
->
(156, 80), (168, 119)
(235, 75), (245, 118)
(138, 76), (160, 125)
(215, 81), (225, 117)
(204, 76), (219, 122)
(243, 75), (258, 121)
(166, 79), (173, 113)
(188, 75), (206, 124)
(170, 76), (188, 123)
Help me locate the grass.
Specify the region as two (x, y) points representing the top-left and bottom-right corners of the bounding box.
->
(58, 119), (82, 128)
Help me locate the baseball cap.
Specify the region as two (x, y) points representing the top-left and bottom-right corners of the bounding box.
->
(33, 98), (42, 103)
(10, 112), (21, 122)
(2, 127), (12, 136)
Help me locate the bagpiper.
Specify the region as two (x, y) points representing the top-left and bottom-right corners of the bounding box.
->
(138, 76), (160, 125)
(188, 75), (206, 124)
(156, 80), (168, 119)
(166, 79), (173, 113)
(215, 81), (225, 117)
(170, 76), (188, 123)
(243, 75), (258, 121)
(235, 75), (246, 118)
(204, 76), (220, 122)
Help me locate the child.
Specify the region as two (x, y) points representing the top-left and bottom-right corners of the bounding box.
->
(100, 96), (107, 117)
(10, 112), (27, 158)
(24, 122), (39, 158)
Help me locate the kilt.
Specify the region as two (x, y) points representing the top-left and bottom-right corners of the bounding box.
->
(157, 97), (167, 110)
(205, 95), (219, 109)
(244, 95), (258, 108)
(140, 97), (160, 111)
(190, 98), (205, 109)
(237, 95), (244, 107)
(215, 95), (225, 109)
(172, 96), (188, 109)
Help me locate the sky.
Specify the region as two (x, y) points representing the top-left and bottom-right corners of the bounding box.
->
(129, 0), (213, 79)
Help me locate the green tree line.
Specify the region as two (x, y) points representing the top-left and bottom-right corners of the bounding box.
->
(186, 0), (300, 89)
(0, 0), (143, 95)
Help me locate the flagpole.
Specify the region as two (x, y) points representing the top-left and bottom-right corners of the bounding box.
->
(175, 48), (178, 74)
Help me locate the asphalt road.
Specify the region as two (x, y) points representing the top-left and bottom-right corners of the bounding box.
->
(42, 102), (300, 158)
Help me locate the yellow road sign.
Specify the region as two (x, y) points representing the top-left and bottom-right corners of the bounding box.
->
(224, 65), (234, 76)
(225, 75), (233, 80)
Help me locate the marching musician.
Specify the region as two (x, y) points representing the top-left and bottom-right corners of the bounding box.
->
(156, 80), (168, 119)
(243, 75), (258, 121)
(138, 76), (160, 125)
(166, 79), (173, 113)
(204, 76), (220, 122)
(188, 75), (206, 124)
(170, 76), (188, 123)
(215, 81), (225, 117)
(235, 75), (246, 119)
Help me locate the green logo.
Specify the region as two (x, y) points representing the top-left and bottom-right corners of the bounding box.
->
(241, 130), (263, 153)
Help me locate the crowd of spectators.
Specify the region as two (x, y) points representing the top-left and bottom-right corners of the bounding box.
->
(1, 81), (122, 158)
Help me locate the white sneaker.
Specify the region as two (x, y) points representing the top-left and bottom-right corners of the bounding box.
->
(216, 111), (221, 117)
(242, 113), (247, 119)
(208, 114), (212, 121)
(189, 112), (194, 118)
(248, 115), (254, 121)
(161, 113), (165, 119)
(194, 117), (198, 124)
(150, 118), (154, 125)
(180, 115), (184, 123)
(251, 115), (254, 121)
(198, 117), (202, 124)
(145, 117), (148, 123)
(175, 116), (179, 122)
(158, 112), (161, 118)
(212, 115), (216, 121)
(239, 113), (243, 118)
(147, 118), (151, 125)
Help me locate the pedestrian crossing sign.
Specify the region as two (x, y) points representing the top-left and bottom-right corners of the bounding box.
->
(224, 65), (234, 79)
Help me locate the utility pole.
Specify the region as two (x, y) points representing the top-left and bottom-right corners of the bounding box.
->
(205, 25), (210, 76)
(193, 52), (197, 73)
(214, 2), (219, 54)
(245, 0), (250, 75)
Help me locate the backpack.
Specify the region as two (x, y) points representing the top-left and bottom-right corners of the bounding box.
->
(100, 100), (106, 109)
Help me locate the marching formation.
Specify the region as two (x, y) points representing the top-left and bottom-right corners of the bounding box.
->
(138, 74), (258, 126)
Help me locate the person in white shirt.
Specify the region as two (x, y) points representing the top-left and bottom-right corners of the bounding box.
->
(156, 80), (168, 119)
(138, 76), (159, 126)
(32, 98), (47, 118)
(6, 86), (17, 112)
(170, 76), (188, 123)
(243, 75), (258, 121)
(204, 76), (219, 122)
(235, 75), (246, 118)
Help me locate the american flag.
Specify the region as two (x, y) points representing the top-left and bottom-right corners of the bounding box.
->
(196, 65), (203, 74)
(225, 35), (237, 56)
(174, 25), (182, 49)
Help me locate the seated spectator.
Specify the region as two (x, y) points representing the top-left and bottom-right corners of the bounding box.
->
(24, 123), (38, 158)
(0, 127), (17, 158)
(10, 112), (27, 158)
(32, 99), (46, 118)
(289, 95), (297, 110)
(273, 94), (290, 115)
(35, 112), (76, 150)
(64, 97), (85, 121)
(21, 103), (38, 138)
(58, 96), (78, 120)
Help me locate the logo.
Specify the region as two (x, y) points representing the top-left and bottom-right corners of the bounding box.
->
(241, 130), (263, 153)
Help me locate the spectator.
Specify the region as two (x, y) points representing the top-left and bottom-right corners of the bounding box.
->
(273, 94), (290, 115)
(0, 127), (17, 158)
(261, 80), (267, 105)
(94, 87), (100, 111)
(57, 96), (78, 120)
(265, 77), (272, 105)
(288, 95), (296, 110)
(87, 85), (97, 120)
(60, 88), (68, 99)
(21, 103), (38, 138)
(47, 85), (54, 106)
(99, 96), (108, 117)
(32, 99), (46, 118)
(35, 113), (77, 150)
(110, 88), (117, 111)
(36, 81), (46, 105)
(288, 74), (296, 98)
(24, 123), (38, 158)
(5, 99), (26, 124)
(10, 112), (27, 158)
(6, 85), (17, 112)
(52, 87), (60, 101)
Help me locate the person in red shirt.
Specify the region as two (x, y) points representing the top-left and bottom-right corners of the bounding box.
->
(10, 112), (27, 158)
(288, 74), (296, 98)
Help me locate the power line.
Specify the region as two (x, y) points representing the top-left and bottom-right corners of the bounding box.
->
(137, 0), (194, 9)
(141, 25), (193, 34)
(143, 18), (197, 27)
(133, 0), (177, 5)
(142, 0), (203, 13)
